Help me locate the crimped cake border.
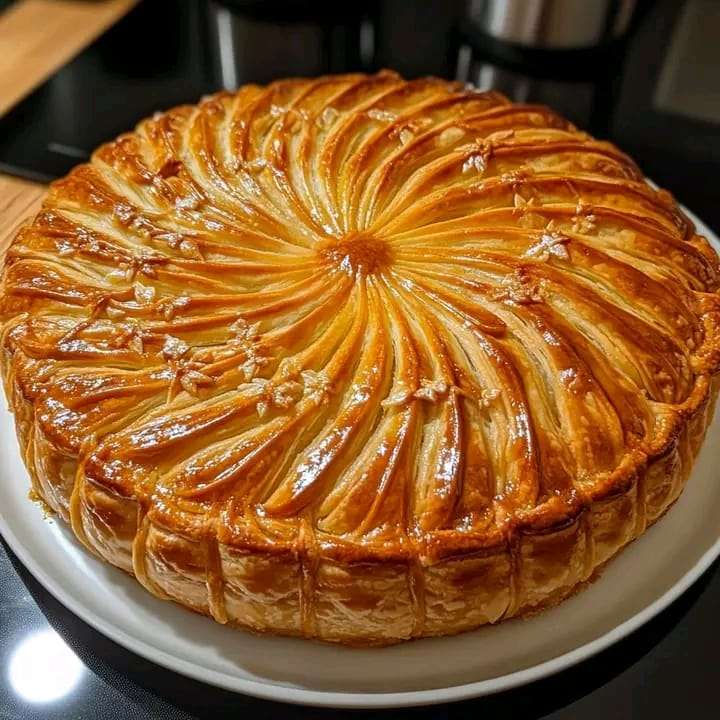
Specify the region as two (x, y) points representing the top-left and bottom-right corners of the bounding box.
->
(1, 341), (717, 644)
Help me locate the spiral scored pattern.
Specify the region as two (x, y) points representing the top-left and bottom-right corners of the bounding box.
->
(2, 72), (720, 644)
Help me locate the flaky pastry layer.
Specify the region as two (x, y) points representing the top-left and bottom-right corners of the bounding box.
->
(2, 71), (720, 645)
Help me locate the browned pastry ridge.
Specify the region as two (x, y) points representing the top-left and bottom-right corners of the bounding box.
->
(2, 71), (720, 646)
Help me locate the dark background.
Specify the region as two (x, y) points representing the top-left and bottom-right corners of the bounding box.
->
(0, 1), (718, 717)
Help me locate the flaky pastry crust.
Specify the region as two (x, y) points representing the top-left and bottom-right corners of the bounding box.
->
(2, 71), (719, 645)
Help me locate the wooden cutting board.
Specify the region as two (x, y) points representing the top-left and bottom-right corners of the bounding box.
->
(0, 0), (135, 260)
(0, 176), (44, 257)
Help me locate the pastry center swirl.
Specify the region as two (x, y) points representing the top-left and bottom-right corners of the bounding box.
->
(317, 233), (391, 275)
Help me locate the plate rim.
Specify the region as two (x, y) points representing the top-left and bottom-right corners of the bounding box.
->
(0, 203), (718, 709)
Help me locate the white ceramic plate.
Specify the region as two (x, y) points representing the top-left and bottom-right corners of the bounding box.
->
(1, 209), (719, 710)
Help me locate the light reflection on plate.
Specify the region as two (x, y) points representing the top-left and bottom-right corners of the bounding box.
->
(8, 629), (85, 703)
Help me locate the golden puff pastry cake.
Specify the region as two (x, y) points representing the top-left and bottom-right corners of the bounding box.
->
(2, 71), (719, 646)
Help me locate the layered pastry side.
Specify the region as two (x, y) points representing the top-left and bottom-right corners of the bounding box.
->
(1, 72), (719, 645)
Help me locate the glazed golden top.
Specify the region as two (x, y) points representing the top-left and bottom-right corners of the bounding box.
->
(2, 71), (720, 560)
